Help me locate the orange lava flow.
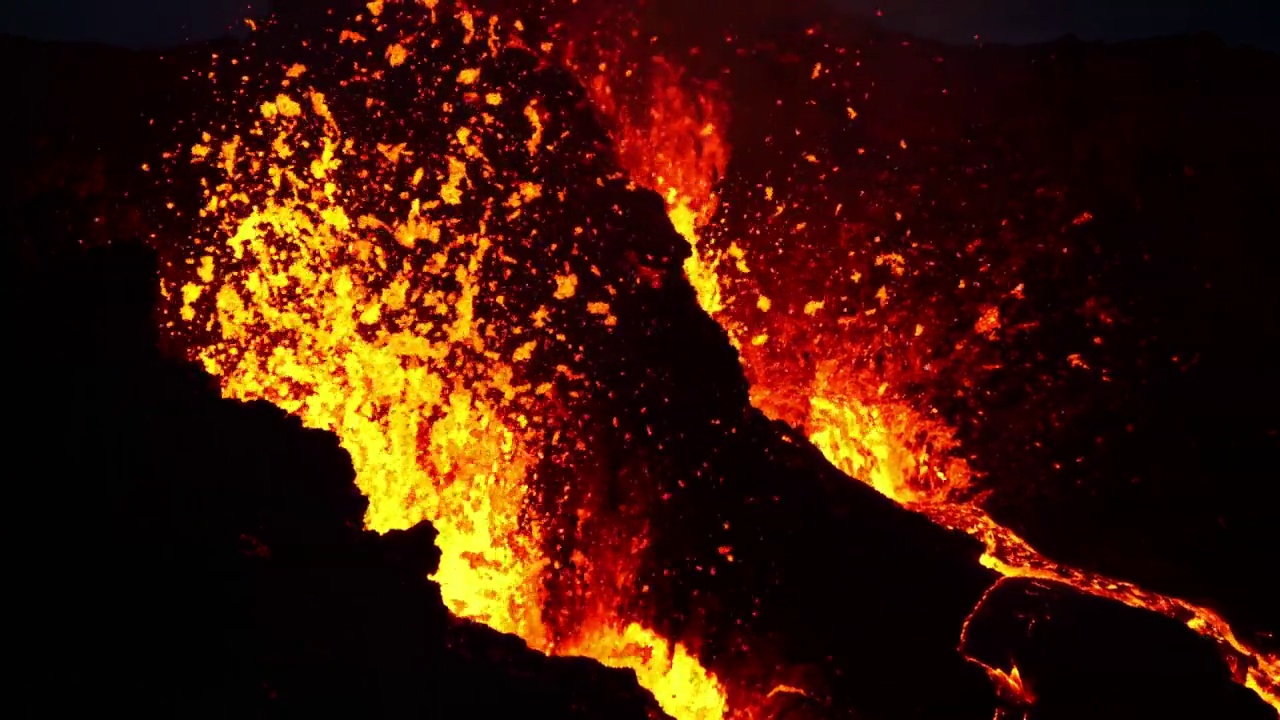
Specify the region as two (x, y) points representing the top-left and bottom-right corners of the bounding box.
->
(564, 25), (1280, 716)
(160, 3), (727, 719)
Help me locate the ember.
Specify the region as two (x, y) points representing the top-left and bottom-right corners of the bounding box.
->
(560, 2), (1280, 712)
(163, 3), (730, 717)
(8, 0), (1275, 718)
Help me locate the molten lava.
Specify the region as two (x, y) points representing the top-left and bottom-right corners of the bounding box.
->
(159, 0), (1278, 717)
(564, 45), (729, 314)
(558, 5), (1280, 714)
(163, 3), (727, 719)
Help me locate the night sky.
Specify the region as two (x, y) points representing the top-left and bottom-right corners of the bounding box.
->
(0, 0), (1275, 50)
(834, 0), (1279, 50)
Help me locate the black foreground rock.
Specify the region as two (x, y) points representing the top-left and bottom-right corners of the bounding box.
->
(10, 242), (665, 719)
(964, 578), (1275, 720)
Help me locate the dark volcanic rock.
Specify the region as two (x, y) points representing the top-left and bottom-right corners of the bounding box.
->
(963, 578), (1275, 720)
(1, 18), (998, 719)
(9, 242), (664, 718)
(543, 0), (1280, 649)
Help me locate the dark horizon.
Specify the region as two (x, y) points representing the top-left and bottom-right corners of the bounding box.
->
(828, 0), (1280, 51)
(0, 0), (1277, 52)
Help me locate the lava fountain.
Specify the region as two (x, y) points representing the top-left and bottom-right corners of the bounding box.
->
(160, 2), (727, 718)
(155, 0), (1279, 716)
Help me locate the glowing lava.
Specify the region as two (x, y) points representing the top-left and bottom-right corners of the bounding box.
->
(158, 0), (1278, 716)
(564, 44), (729, 313)
(562, 10), (1280, 714)
(162, 3), (727, 719)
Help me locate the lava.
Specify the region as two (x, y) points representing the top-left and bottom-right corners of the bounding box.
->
(157, 0), (1279, 717)
(556, 3), (1280, 713)
(563, 42), (729, 313)
(162, 3), (728, 719)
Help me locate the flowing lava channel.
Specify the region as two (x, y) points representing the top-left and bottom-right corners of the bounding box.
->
(157, 1), (1277, 718)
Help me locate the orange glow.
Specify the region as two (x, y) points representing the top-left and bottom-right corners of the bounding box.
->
(565, 46), (730, 314)
(560, 622), (729, 720)
(566, 11), (1280, 715)
(186, 125), (551, 641)
(163, 3), (728, 719)
(158, 0), (1279, 716)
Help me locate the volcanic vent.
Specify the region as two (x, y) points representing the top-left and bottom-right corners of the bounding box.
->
(7, 0), (1278, 718)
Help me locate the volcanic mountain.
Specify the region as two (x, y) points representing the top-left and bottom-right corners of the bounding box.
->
(5, 1), (1279, 718)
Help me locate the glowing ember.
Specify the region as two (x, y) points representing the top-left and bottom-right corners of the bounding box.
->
(561, 6), (1280, 714)
(162, 3), (727, 719)
(156, 0), (1278, 716)
(565, 46), (730, 314)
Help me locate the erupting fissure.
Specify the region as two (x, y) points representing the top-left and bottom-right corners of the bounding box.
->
(158, 0), (1277, 717)
(560, 8), (1280, 714)
(163, 2), (727, 719)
